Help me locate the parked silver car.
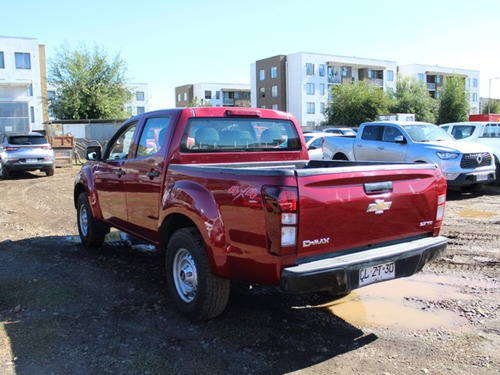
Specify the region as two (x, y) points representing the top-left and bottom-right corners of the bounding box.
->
(0, 133), (55, 179)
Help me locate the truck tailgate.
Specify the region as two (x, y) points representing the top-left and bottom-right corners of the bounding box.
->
(295, 164), (444, 259)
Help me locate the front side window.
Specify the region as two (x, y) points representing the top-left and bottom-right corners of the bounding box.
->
(180, 118), (301, 152)
(382, 126), (403, 142)
(451, 125), (475, 140)
(106, 122), (138, 160)
(15, 52), (31, 69)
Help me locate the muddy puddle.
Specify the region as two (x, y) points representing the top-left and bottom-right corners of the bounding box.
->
(320, 274), (473, 331)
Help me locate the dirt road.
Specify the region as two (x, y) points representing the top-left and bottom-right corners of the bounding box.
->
(1, 167), (499, 374)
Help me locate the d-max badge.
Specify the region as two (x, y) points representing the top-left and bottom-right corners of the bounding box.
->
(366, 199), (392, 214)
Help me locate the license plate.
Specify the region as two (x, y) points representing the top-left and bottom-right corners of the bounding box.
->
(26, 158), (38, 163)
(476, 173), (488, 182)
(359, 261), (395, 286)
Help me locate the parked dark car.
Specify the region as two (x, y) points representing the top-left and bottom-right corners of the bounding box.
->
(0, 133), (55, 179)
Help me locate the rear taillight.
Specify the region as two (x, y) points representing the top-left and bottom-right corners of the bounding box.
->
(434, 176), (447, 235)
(5, 147), (19, 151)
(262, 186), (298, 255)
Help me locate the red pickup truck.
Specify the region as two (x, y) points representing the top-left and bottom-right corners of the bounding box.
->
(74, 107), (448, 321)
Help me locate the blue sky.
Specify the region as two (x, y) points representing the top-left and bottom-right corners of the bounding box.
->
(3, 0), (500, 109)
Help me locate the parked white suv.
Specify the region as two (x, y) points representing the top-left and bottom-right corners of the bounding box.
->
(0, 133), (55, 179)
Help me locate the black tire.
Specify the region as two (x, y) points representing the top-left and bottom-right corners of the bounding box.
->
(166, 227), (230, 321)
(76, 192), (109, 247)
(0, 162), (10, 179)
(45, 167), (55, 177)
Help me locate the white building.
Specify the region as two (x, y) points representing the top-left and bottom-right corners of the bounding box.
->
(0, 36), (47, 132)
(175, 83), (251, 108)
(398, 64), (480, 114)
(126, 83), (150, 116)
(251, 52), (398, 127)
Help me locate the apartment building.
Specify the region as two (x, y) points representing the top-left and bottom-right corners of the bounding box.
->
(0, 36), (47, 133)
(398, 64), (480, 114)
(126, 83), (149, 116)
(175, 83), (251, 108)
(251, 52), (397, 127)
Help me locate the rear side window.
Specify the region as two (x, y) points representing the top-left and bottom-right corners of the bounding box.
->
(9, 135), (48, 145)
(481, 123), (500, 138)
(361, 126), (383, 141)
(180, 118), (302, 152)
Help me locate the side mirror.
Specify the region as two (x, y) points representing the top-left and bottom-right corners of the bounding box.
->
(86, 145), (102, 160)
(394, 135), (406, 144)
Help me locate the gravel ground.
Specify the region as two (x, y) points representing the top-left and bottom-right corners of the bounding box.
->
(0, 166), (499, 375)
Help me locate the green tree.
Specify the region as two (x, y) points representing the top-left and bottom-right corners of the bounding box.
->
(483, 99), (500, 114)
(436, 75), (470, 124)
(187, 97), (212, 107)
(47, 43), (133, 120)
(390, 76), (437, 123)
(325, 81), (393, 127)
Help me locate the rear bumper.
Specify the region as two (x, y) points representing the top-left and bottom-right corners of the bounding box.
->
(4, 161), (54, 172)
(280, 236), (447, 294)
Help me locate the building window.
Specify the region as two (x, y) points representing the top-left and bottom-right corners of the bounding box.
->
(319, 83), (325, 96)
(259, 87), (265, 98)
(306, 83), (315, 95)
(272, 104), (278, 110)
(183, 92), (187, 101)
(15, 52), (31, 69)
(306, 63), (314, 76)
(387, 70), (394, 82)
(319, 64), (325, 77)
(0, 51), (4, 69)
(472, 92), (478, 102)
(28, 83), (33, 96)
(136, 91), (145, 101)
(30, 107), (35, 123)
(320, 102), (325, 114)
(271, 67), (277, 79)
(137, 106), (145, 114)
(177, 94), (181, 102)
(259, 69), (265, 81)
(306, 102), (315, 114)
(272, 86), (278, 97)
(473, 78), (478, 88)
(306, 121), (315, 127)
(417, 73), (424, 82)
(204, 91), (212, 99)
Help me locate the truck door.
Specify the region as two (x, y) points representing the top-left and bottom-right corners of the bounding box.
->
(355, 125), (383, 160)
(94, 121), (138, 227)
(121, 116), (171, 241)
(376, 125), (408, 161)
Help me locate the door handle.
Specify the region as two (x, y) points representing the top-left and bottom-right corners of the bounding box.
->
(146, 170), (160, 179)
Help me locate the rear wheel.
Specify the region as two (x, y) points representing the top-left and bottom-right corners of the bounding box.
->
(45, 167), (55, 177)
(332, 153), (348, 160)
(0, 162), (10, 179)
(166, 227), (230, 321)
(77, 192), (109, 247)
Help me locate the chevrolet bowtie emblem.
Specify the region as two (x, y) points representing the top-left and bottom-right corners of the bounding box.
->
(366, 199), (392, 214)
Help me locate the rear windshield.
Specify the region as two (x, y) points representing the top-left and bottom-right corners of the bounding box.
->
(8, 135), (48, 145)
(180, 118), (302, 152)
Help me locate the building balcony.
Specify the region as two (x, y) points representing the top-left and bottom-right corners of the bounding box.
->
(427, 83), (436, 90)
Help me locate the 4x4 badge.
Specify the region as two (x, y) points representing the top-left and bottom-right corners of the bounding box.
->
(367, 199), (392, 214)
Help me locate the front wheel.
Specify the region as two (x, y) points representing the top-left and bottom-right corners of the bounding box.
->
(166, 227), (230, 321)
(76, 192), (109, 247)
(45, 167), (55, 177)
